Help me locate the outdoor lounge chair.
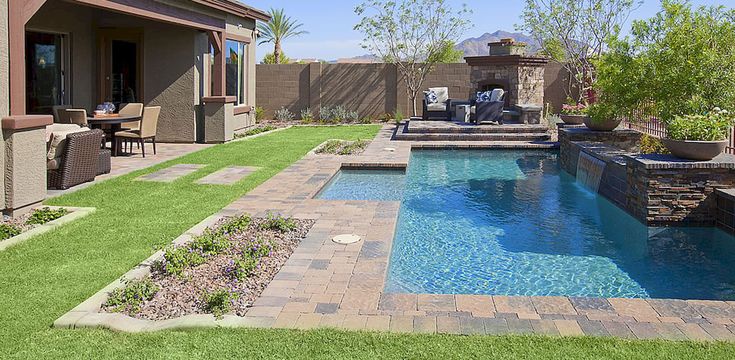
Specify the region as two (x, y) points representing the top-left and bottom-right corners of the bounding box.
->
(471, 89), (505, 124)
(422, 87), (452, 121)
(47, 128), (108, 190)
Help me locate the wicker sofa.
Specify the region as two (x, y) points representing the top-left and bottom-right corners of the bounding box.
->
(48, 129), (110, 190)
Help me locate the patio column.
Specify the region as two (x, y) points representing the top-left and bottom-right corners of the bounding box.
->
(209, 31), (226, 96)
(7, 0), (48, 115)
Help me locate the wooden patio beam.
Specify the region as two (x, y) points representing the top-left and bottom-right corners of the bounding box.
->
(210, 31), (226, 96)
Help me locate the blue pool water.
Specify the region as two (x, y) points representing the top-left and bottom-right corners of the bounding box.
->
(316, 169), (406, 201)
(319, 150), (735, 300)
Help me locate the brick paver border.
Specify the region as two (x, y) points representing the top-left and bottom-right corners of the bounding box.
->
(56, 126), (735, 341)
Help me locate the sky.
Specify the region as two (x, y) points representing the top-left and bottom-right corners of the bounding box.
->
(245, 0), (734, 61)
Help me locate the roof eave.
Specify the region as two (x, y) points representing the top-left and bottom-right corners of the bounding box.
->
(192, 0), (271, 22)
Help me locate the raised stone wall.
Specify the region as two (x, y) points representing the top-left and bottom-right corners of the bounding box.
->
(716, 189), (735, 234)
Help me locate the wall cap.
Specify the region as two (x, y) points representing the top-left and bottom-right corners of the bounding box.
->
(202, 96), (237, 104)
(2, 115), (53, 130)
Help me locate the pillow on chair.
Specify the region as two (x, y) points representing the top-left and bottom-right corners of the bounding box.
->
(424, 90), (438, 104)
(476, 91), (493, 103)
(429, 87), (449, 104)
(490, 89), (505, 102)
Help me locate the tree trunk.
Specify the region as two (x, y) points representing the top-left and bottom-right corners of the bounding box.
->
(410, 94), (417, 117)
(274, 41), (282, 65)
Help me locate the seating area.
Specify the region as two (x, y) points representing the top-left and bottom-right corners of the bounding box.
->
(422, 87), (507, 124)
(45, 103), (161, 190)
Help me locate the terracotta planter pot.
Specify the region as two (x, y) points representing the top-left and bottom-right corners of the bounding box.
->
(662, 139), (728, 161)
(583, 117), (622, 131)
(560, 114), (587, 125)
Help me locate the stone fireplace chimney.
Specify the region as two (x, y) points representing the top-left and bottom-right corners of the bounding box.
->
(464, 39), (548, 108)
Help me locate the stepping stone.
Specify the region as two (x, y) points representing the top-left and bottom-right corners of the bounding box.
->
(196, 166), (259, 185)
(137, 164), (205, 182)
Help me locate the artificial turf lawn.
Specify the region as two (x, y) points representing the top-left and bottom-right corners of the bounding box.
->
(0, 125), (733, 359)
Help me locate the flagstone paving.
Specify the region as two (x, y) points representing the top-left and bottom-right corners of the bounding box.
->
(196, 166), (260, 185)
(136, 164), (205, 182)
(61, 125), (735, 341)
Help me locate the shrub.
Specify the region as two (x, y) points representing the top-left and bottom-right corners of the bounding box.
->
(244, 236), (275, 258)
(160, 246), (206, 276)
(300, 108), (314, 122)
(26, 207), (68, 225)
(105, 277), (159, 314)
(393, 109), (405, 124)
(235, 125), (276, 138)
(315, 140), (342, 154)
(639, 134), (670, 154)
(218, 214), (252, 235)
(586, 102), (620, 124)
(259, 212), (297, 232)
(230, 256), (258, 280)
(338, 139), (369, 155)
(189, 229), (230, 256)
(201, 289), (237, 318)
(666, 109), (734, 141)
(274, 107), (295, 122)
(0, 224), (21, 241)
(320, 105), (359, 123)
(359, 116), (373, 124)
(254, 106), (265, 122)
(228, 237), (274, 280)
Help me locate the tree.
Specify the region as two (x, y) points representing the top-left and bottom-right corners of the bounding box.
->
(595, 0), (735, 122)
(430, 40), (465, 63)
(261, 52), (291, 64)
(354, 0), (471, 116)
(517, 0), (640, 104)
(257, 8), (308, 65)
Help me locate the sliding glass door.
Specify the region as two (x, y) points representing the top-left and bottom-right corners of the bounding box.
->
(26, 31), (66, 115)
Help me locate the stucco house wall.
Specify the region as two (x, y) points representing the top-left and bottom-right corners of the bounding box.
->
(0, 0), (8, 208)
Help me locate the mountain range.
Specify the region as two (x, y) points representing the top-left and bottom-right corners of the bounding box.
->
(333, 30), (540, 63)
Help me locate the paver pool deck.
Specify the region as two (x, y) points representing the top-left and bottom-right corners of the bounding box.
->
(61, 126), (735, 341)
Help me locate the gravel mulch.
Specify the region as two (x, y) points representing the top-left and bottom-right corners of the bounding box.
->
(105, 216), (314, 320)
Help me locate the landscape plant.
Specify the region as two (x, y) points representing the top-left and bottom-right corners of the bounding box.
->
(274, 107), (295, 122)
(257, 8), (307, 64)
(26, 207), (69, 225)
(595, 0), (735, 126)
(235, 125), (277, 139)
(300, 108), (314, 122)
(261, 51), (292, 64)
(354, 0), (471, 116)
(0, 224), (21, 241)
(518, 0), (640, 104)
(201, 289), (237, 319)
(666, 109), (734, 142)
(259, 212), (297, 232)
(104, 277), (159, 314)
(254, 106), (265, 122)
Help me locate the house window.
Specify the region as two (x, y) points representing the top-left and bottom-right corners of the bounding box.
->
(225, 40), (246, 105)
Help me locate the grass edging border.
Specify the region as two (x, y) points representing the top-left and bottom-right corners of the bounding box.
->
(53, 208), (278, 333)
(0, 206), (96, 252)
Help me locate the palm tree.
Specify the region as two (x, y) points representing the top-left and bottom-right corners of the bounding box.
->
(257, 8), (308, 64)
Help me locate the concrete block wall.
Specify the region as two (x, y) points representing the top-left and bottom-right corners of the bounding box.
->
(256, 62), (572, 119)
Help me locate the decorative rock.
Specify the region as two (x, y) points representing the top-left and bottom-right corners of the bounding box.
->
(332, 234), (361, 245)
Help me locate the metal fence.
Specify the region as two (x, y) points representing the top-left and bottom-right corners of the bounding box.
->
(624, 115), (735, 155)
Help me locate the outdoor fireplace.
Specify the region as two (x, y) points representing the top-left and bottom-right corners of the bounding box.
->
(465, 39), (548, 108)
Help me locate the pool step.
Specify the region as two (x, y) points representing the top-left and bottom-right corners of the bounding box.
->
(406, 122), (548, 134)
(393, 132), (551, 142)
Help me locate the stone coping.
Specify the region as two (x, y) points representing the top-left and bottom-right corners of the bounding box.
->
(575, 141), (632, 166)
(627, 153), (735, 169)
(716, 188), (735, 202)
(0, 206), (96, 252)
(1, 115), (53, 130)
(56, 126), (735, 341)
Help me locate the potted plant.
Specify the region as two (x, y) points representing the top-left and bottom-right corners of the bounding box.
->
(584, 102), (622, 131)
(559, 99), (588, 125)
(662, 108), (734, 161)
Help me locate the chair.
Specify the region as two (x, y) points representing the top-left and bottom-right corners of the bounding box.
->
(422, 87), (452, 121)
(52, 105), (72, 123)
(118, 103), (144, 130)
(65, 109), (89, 127)
(471, 89), (506, 124)
(114, 106), (160, 158)
(47, 129), (105, 190)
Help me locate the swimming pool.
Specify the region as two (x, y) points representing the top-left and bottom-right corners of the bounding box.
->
(320, 149), (735, 300)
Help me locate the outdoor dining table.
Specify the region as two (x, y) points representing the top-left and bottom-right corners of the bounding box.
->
(87, 115), (141, 156)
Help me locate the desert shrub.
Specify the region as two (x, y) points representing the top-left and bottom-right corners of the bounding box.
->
(0, 224), (21, 241)
(202, 289), (237, 318)
(393, 109), (405, 124)
(359, 116), (373, 124)
(274, 107), (295, 122)
(26, 207), (68, 225)
(300, 108), (314, 122)
(320, 105), (359, 123)
(254, 106), (265, 122)
(639, 134), (670, 154)
(338, 139), (369, 155)
(315, 140), (342, 154)
(105, 277), (159, 314)
(259, 212), (297, 232)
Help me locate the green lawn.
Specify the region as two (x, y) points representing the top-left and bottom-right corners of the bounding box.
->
(0, 125), (732, 359)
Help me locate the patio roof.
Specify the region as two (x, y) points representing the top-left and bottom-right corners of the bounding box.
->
(196, 0), (271, 22)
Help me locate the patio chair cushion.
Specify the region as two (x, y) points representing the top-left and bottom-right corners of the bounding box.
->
(46, 123), (83, 143)
(428, 87), (449, 104)
(47, 157), (62, 170)
(47, 127), (88, 160)
(490, 88), (505, 102)
(476, 91), (493, 103)
(424, 90), (438, 104)
(427, 103), (447, 112)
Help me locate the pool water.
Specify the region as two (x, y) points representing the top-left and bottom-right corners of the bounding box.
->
(316, 169), (406, 201)
(319, 150), (735, 300)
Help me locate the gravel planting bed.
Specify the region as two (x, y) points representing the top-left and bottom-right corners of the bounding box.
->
(103, 215), (314, 320)
(315, 139), (370, 155)
(0, 207), (70, 242)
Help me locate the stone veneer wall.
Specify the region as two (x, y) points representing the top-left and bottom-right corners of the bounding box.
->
(560, 128), (735, 226)
(468, 64), (545, 107)
(256, 62), (572, 119)
(716, 190), (735, 234)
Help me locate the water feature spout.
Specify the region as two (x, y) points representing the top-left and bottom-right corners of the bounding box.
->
(576, 152), (606, 192)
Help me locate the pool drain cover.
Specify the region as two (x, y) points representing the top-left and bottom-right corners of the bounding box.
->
(332, 234), (361, 245)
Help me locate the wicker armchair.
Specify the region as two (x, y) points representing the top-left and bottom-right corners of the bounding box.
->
(48, 129), (105, 190)
(422, 87), (452, 121)
(471, 89), (506, 124)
